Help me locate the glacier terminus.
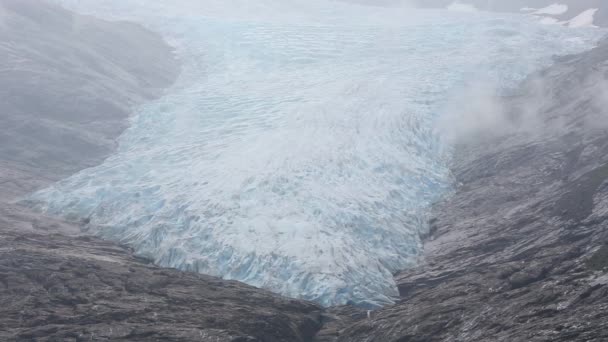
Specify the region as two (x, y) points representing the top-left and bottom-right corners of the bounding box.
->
(27, 0), (604, 307)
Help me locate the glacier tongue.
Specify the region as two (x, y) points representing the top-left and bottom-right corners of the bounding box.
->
(31, 0), (603, 307)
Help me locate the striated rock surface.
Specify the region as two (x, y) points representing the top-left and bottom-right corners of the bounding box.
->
(319, 36), (608, 342)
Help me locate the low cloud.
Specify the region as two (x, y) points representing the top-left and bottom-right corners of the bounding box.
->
(436, 58), (608, 147)
(435, 80), (510, 144)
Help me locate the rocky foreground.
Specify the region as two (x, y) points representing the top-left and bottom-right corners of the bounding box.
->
(2, 0), (608, 341)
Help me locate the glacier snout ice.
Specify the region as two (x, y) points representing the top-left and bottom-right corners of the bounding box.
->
(30, 0), (604, 307)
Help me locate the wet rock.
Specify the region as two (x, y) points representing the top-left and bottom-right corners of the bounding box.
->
(410, 0), (608, 28)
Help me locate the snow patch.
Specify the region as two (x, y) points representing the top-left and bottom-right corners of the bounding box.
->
(568, 8), (598, 28)
(526, 5), (601, 30)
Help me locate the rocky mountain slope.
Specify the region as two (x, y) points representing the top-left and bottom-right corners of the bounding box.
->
(318, 35), (608, 342)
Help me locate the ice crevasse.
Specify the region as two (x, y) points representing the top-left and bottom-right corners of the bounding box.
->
(29, 0), (604, 307)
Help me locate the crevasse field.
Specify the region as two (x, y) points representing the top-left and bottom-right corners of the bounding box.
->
(30, 0), (603, 307)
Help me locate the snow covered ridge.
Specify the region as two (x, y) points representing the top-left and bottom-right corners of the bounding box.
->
(30, 0), (604, 307)
(522, 4), (600, 28)
(425, 1), (608, 28)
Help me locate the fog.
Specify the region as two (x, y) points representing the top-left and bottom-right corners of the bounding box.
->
(437, 46), (608, 147)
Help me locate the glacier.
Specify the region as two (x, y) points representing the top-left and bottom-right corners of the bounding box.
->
(28, 0), (604, 307)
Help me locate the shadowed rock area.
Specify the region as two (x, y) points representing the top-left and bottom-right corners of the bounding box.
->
(316, 36), (608, 342)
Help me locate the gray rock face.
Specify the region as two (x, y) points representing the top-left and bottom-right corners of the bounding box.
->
(319, 37), (608, 342)
(0, 0), (179, 199)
